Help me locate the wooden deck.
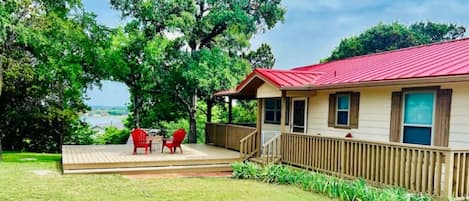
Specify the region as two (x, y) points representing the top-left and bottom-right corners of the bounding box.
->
(62, 144), (240, 174)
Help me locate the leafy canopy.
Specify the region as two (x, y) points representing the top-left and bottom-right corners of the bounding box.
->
(110, 0), (285, 142)
(324, 22), (466, 62)
(0, 0), (109, 152)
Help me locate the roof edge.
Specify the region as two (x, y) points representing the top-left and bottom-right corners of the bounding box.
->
(283, 74), (469, 91)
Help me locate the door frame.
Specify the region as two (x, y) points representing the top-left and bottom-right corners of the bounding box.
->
(290, 97), (308, 133)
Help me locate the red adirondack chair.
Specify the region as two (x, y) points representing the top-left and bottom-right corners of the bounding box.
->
(162, 128), (186, 154)
(131, 128), (152, 154)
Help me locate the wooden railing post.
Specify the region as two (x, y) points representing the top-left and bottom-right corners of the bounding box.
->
(340, 139), (346, 177)
(256, 99), (263, 157)
(224, 124), (228, 149)
(443, 150), (454, 200)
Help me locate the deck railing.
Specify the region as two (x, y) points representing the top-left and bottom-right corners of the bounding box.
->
(261, 134), (281, 164)
(278, 132), (469, 200)
(205, 123), (256, 151)
(240, 130), (260, 161)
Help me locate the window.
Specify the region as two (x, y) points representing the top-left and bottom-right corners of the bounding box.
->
(336, 95), (350, 126)
(402, 91), (435, 145)
(328, 92), (359, 129)
(264, 98), (290, 124)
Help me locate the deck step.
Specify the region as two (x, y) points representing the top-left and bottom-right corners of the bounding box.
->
(63, 164), (233, 175)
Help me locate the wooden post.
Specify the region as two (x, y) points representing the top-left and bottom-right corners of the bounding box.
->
(228, 97), (233, 124)
(224, 124), (228, 149)
(256, 98), (263, 157)
(341, 140), (346, 178)
(280, 91), (287, 133)
(443, 150), (454, 199)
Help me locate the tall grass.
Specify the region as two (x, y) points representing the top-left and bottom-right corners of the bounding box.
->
(232, 162), (433, 201)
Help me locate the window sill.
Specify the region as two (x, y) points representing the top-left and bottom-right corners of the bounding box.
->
(333, 125), (352, 129)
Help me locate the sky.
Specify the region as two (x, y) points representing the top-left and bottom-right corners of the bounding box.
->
(82, 0), (469, 107)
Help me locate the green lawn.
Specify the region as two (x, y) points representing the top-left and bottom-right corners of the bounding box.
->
(0, 152), (335, 201)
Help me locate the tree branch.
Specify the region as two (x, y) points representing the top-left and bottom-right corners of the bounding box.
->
(199, 23), (227, 49)
(175, 90), (192, 113)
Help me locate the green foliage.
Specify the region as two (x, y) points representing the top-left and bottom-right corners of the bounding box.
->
(95, 126), (130, 145)
(109, 0), (285, 143)
(161, 102), (226, 143)
(64, 121), (96, 145)
(232, 162), (433, 201)
(0, 0), (110, 153)
(232, 100), (257, 123)
(324, 21), (466, 62)
(244, 43), (276, 69)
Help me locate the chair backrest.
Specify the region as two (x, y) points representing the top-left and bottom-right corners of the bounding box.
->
(172, 128), (186, 147)
(131, 128), (148, 147)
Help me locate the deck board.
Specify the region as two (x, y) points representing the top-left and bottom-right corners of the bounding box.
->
(62, 144), (240, 171)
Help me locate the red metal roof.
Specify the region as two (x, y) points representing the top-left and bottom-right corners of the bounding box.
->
(217, 38), (469, 96)
(292, 38), (469, 86)
(236, 68), (323, 90)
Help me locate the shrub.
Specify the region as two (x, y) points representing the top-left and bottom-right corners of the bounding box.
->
(95, 126), (130, 144)
(64, 121), (96, 145)
(232, 162), (432, 201)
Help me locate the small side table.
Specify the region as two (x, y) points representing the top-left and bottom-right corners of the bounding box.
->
(147, 135), (163, 152)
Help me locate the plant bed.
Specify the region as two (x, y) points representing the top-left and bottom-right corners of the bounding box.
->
(232, 162), (433, 201)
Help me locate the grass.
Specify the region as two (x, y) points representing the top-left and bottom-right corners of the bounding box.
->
(0, 152), (335, 201)
(232, 162), (432, 201)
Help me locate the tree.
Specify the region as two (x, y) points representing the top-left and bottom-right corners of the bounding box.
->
(0, 0), (109, 157)
(103, 26), (182, 128)
(324, 22), (466, 62)
(244, 43), (276, 69)
(111, 0), (286, 143)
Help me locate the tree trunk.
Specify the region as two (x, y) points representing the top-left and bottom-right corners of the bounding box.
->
(206, 98), (213, 123)
(132, 92), (140, 128)
(189, 109), (197, 143)
(188, 91), (198, 143)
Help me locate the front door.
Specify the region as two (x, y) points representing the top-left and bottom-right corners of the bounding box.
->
(291, 98), (307, 133)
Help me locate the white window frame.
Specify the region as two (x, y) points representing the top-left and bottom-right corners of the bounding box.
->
(335, 94), (351, 127)
(290, 97), (308, 133)
(400, 90), (436, 146)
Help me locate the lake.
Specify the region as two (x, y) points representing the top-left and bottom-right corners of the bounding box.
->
(81, 115), (127, 129)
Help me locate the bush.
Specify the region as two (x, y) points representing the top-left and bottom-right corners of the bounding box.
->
(232, 163), (432, 201)
(64, 121), (96, 145)
(95, 126), (130, 144)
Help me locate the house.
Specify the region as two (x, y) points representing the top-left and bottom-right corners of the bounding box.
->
(215, 38), (469, 148)
(208, 38), (469, 200)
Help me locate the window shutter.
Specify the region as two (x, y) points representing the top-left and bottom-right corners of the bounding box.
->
(434, 89), (452, 147)
(328, 94), (336, 127)
(350, 92), (360, 128)
(389, 92), (402, 142)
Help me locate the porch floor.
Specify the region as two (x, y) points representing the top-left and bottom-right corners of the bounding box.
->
(62, 144), (240, 174)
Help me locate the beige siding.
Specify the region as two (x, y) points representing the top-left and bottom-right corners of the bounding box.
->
(308, 87), (393, 142)
(306, 82), (469, 148)
(446, 82), (469, 148)
(257, 83), (281, 98)
(254, 81), (469, 148)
